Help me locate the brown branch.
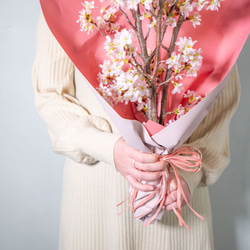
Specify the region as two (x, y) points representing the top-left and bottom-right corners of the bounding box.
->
(148, 9), (158, 19)
(151, 5), (165, 78)
(128, 57), (155, 84)
(168, 15), (185, 52)
(146, 0), (166, 122)
(157, 74), (175, 88)
(131, 54), (144, 72)
(91, 22), (106, 36)
(161, 2), (178, 40)
(160, 43), (169, 52)
(128, 58), (143, 74)
(133, 6), (157, 121)
(159, 14), (185, 124)
(147, 49), (157, 64)
(119, 7), (136, 31)
(134, 7), (149, 63)
(144, 26), (151, 41)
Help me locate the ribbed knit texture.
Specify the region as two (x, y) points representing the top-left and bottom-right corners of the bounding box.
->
(32, 14), (240, 250)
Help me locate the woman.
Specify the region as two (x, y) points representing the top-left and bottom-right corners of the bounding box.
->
(32, 13), (240, 250)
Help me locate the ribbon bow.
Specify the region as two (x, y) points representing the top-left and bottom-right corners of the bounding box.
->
(118, 146), (204, 230)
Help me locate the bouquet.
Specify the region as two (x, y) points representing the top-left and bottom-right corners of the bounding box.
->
(40, 0), (250, 229)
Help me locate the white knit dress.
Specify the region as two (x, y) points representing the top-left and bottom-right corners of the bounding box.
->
(33, 14), (241, 250)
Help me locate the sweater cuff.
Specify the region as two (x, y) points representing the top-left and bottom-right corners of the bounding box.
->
(78, 126), (122, 168)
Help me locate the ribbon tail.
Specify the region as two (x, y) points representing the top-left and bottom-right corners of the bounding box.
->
(172, 165), (204, 229)
(144, 171), (168, 227)
(117, 188), (138, 215)
(133, 187), (160, 211)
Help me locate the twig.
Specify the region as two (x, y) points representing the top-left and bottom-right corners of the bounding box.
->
(160, 43), (169, 52)
(92, 23), (106, 36)
(144, 27), (151, 41)
(157, 74), (175, 88)
(148, 9), (158, 19)
(134, 7), (149, 63)
(162, 99), (202, 120)
(161, 2), (178, 40)
(119, 7), (136, 31)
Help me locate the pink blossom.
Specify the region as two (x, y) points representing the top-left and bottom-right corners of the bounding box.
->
(190, 12), (201, 28)
(166, 52), (181, 69)
(179, 1), (193, 18)
(171, 82), (184, 95)
(207, 0), (223, 11)
(174, 104), (186, 119)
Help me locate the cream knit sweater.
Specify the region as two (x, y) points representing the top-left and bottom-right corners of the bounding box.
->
(32, 14), (241, 250)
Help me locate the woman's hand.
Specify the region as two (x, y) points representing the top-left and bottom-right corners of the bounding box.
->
(163, 173), (191, 210)
(113, 137), (166, 192)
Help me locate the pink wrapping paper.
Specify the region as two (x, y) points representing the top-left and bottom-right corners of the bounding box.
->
(39, 0), (250, 227)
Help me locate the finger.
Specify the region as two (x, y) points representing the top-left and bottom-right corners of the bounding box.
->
(129, 168), (162, 182)
(135, 160), (166, 172)
(169, 179), (177, 192)
(126, 175), (155, 192)
(165, 191), (177, 205)
(131, 150), (160, 164)
(166, 201), (177, 211)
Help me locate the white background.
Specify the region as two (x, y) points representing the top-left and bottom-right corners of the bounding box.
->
(0, 1), (249, 249)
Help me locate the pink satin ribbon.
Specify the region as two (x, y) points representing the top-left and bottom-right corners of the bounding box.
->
(118, 146), (204, 230)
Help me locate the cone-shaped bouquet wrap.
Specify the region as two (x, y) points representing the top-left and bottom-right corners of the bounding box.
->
(40, 0), (250, 229)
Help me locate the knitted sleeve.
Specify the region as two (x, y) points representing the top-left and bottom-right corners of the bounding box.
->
(32, 14), (121, 166)
(179, 64), (240, 195)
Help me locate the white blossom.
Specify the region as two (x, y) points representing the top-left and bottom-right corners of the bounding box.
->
(148, 16), (157, 28)
(184, 90), (201, 102)
(179, 1), (193, 18)
(110, 22), (120, 33)
(96, 17), (108, 30)
(117, 0), (140, 10)
(193, 0), (209, 11)
(171, 82), (184, 94)
(174, 104), (186, 119)
(207, 0), (223, 11)
(136, 102), (147, 111)
(166, 0), (178, 7)
(190, 12), (201, 28)
(82, 1), (95, 14)
(115, 29), (134, 49)
(140, 0), (153, 10)
(166, 52), (181, 70)
(176, 37), (197, 54)
(167, 16), (177, 28)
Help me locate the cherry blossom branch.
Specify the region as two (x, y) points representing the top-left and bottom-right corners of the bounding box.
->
(77, 0), (222, 125)
(160, 43), (169, 52)
(119, 7), (136, 31)
(161, 3), (178, 38)
(147, 0), (166, 122)
(163, 99), (201, 120)
(94, 23), (106, 36)
(132, 6), (159, 121)
(159, 14), (185, 124)
(134, 8), (149, 64)
(157, 75), (175, 88)
(148, 9), (157, 19)
(128, 57), (155, 83)
(168, 15), (185, 55)
(144, 27), (151, 41)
